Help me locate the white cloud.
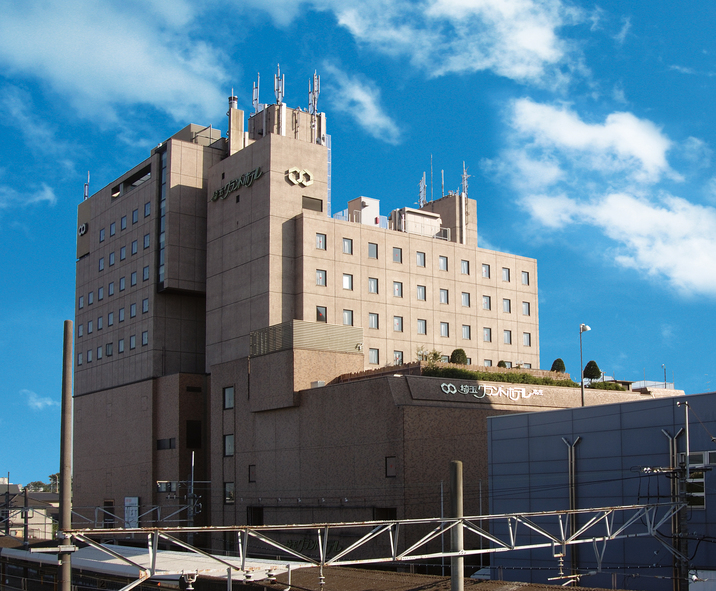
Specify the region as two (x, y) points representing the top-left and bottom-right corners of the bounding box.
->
(22, 389), (59, 411)
(0, 0), (227, 123)
(323, 64), (402, 145)
(0, 184), (57, 209)
(613, 16), (631, 45)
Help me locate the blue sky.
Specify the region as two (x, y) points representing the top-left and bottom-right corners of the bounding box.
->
(1, 0), (715, 485)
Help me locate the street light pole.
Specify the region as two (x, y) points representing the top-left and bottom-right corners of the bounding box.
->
(579, 324), (591, 407)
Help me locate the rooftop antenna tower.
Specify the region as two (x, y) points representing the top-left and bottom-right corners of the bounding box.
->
(418, 172), (427, 208)
(252, 73), (260, 114)
(308, 70), (320, 142)
(83, 171), (90, 200)
(461, 161), (470, 197)
(430, 154), (434, 202)
(441, 170), (445, 199)
(274, 64), (284, 105)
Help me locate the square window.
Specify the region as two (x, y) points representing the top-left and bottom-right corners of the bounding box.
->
(118, 339), (124, 353)
(77, 352), (82, 366)
(368, 242), (378, 258)
(482, 295), (491, 310)
(131, 272), (137, 286)
(393, 281), (403, 297)
(369, 348), (379, 364)
(393, 247), (402, 263)
(78, 295), (84, 309)
(121, 216), (127, 230)
(316, 306), (327, 322)
(523, 332), (532, 347)
(97, 316), (103, 330)
(130, 335), (136, 349)
(505, 361), (513, 368)
(131, 240), (137, 255)
(439, 256), (448, 271)
(461, 260), (469, 275)
(108, 312), (114, 326)
(343, 274), (353, 290)
(143, 234), (150, 249)
(393, 316), (403, 332)
(86, 349), (92, 363)
(440, 289), (449, 304)
(88, 291), (94, 305)
(119, 308), (125, 322)
(97, 346), (102, 360)
(316, 233), (326, 250)
(99, 257), (104, 271)
(99, 228), (105, 242)
(316, 269), (326, 286)
(78, 324), (83, 337)
(522, 271), (530, 285)
(484, 359), (492, 367)
(417, 285), (426, 301)
(483, 327), (492, 342)
(502, 267), (510, 282)
(503, 299), (511, 313)
(223, 386), (235, 409)
(440, 322), (449, 337)
(482, 264), (490, 278)
(416, 251), (425, 267)
(462, 292), (470, 307)
(393, 350), (403, 365)
(462, 325), (471, 340)
(224, 482), (235, 504)
(132, 209), (138, 224)
(343, 237), (353, 254)
(522, 301), (530, 316)
(417, 319), (426, 334)
(87, 320), (93, 334)
(110, 222), (116, 236)
(120, 246), (126, 260)
(144, 202), (151, 217)
(343, 309), (353, 326)
(130, 303), (136, 318)
(142, 298), (149, 313)
(98, 287), (104, 300)
(504, 330), (512, 344)
(142, 331), (148, 346)
(143, 266), (149, 281)
(368, 277), (378, 293)
(369, 313), (379, 329)
(441, 355), (449, 363)
(109, 252), (115, 266)
(224, 434), (234, 457)
(106, 342), (113, 357)
(120, 277), (125, 291)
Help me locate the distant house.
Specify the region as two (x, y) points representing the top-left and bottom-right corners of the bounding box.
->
(1, 484), (59, 541)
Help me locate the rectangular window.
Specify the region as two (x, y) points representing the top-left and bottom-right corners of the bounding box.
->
(523, 332), (532, 347)
(522, 271), (530, 285)
(120, 246), (126, 260)
(224, 482), (235, 504)
(97, 346), (102, 360)
(119, 307), (125, 322)
(118, 339), (124, 353)
(187, 420), (202, 448)
(130, 303), (136, 318)
(440, 322), (449, 337)
(483, 327), (492, 342)
(131, 272), (137, 286)
(504, 330), (512, 344)
(316, 306), (327, 322)
(417, 285), (426, 301)
(505, 361), (513, 368)
(79, 295), (84, 309)
(106, 342), (113, 357)
(87, 320), (93, 334)
(503, 299), (511, 313)
(110, 222), (116, 236)
(224, 434), (234, 456)
(462, 292), (470, 307)
(88, 291), (94, 304)
(98, 287), (104, 300)
(417, 319), (426, 334)
(416, 251), (425, 267)
(142, 331), (148, 346)
(393, 351), (403, 365)
(99, 257), (104, 271)
(144, 202), (151, 217)
(143, 234), (150, 249)
(109, 252), (115, 266)
(77, 352), (82, 366)
(99, 228), (105, 242)
(343, 273), (353, 290)
(342, 237), (353, 254)
(393, 247), (402, 263)
(131, 240), (138, 255)
(316, 233), (326, 250)
(368, 277), (378, 293)
(439, 255), (448, 271)
(393, 316), (403, 332)
(302, 195), (323, 211)
(502, 267), (510, 282)
(462, 325), (471, 340)
(121, 215), (127, 230)
(249, 464), (257, 483)
(142, 298), (149, 313)
(368, 242), (378, 259)
(316, 269), (326, 286)
(524, 363), (532, 369)
(484, 359), (492, 367)
(86, 349), (92, 363)
(120, 277), (125, 291)
(343, 309), (354, 326)
(143, 266), (149, 281)
(522, 301), (530, 316)
(461, 260), (470, 275)
(130, 335), (136, 349)
(97, 316), (103, 330)
(132, 209), (138, 224)
(466, 357), (472, 365)
(78, 324), (83, 337)
(108, 312), (114, 326)
(482, 264), (490, 278)
(385, 456), (397, 478)
(483, 295), (491, 310)
(369, 313), (379, 329)
(223, 386), (235, 409)
(393, 281), (403, 297)
(440, 289), (449, 304)
(369, 348), (379, 364)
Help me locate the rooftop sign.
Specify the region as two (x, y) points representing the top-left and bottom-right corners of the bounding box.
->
(211, 167), (263, 202)
(440, 382), (544, 401)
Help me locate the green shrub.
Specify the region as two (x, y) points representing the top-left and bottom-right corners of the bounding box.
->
(588, 381), (626, 391)
(550, 358), (566, 373)
(421, 366), (580, 388)
(450, 348), (468, 365)
(497, 360), (507, 368)
(583, 360), (601, 381)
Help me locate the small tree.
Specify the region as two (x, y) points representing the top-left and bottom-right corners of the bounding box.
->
(497, 360), (507, 368)
(450, 348), (468, 365)
(550, 358), (566, 373)
(583, 360), (601, 381)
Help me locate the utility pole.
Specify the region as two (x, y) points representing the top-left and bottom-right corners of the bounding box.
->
(59, 320), (74, 591)
(23, 488), (29, 546)
(450, 460), (464, 591)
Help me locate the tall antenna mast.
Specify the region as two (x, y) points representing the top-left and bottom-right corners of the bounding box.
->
(461, 161), (470, 198)
(84, 171), (90, 200)
(252, 73), (260, 114)
(274, 64), (284, 105)
(418, 172), (427, 208)
(308, 70), (320, 143)
(441, 170), (444, 199)
(430, 154), (434, 202)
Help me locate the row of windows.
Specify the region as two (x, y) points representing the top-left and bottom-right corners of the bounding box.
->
(316, 234), (531, 285)
(76, 300), (149, 337)
(98, 203), (151, 243)
(97, 235), (150, 272)
(76, 331), (149, 365)
(78, 267), (150, 309)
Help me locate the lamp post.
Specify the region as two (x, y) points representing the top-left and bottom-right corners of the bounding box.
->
(579, 324), (591, 406)
(662, 364), (667, 388)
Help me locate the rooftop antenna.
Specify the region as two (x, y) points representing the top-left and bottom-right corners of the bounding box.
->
(308, 70), (320, 143)
(418, 172), (427, 208)
(252, 73), (260, 114)
(83, 171), (90, 200)
(274, 64), (284, 105)
(228, 88), (238, 111)
(461, 161), (470, 198)
(430, 154), (434, 202)
(441, 170), (445, 199)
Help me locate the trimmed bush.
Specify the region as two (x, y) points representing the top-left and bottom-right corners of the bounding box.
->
(583, 360), (601, 381)
(497, 360), (507, 368)
(421, 366), (580, 388)
(550, 358), (566, 373)
(588, 381), (626, 391)
(450, 348), (468, 365)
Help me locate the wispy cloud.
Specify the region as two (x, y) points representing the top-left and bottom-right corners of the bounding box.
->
(0, 184), (57, 209)
(22, 389), (59, 411)
(613, 16), (631, 45)
(323, 63), (402, 145)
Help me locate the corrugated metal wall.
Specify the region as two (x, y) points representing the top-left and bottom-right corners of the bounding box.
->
(251, 320), (363, 357)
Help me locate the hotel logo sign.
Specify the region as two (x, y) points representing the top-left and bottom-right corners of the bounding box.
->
(286, 167), (313, 187)
(211, 167), (263, 202)
(440, 382), (543, 401)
